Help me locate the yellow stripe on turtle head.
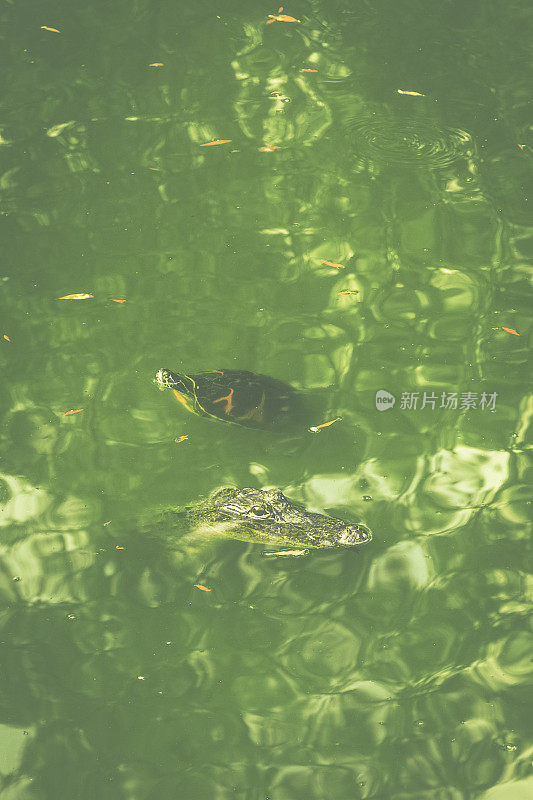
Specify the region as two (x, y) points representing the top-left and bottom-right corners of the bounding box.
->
(172, 390), (195, 414)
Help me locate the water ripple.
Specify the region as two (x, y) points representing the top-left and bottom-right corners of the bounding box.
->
(348, 113), (474, 168)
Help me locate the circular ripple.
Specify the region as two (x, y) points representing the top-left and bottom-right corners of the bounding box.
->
(349, 114), (473, 168)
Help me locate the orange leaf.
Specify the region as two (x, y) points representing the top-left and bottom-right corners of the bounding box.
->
(301, 68), (318, 72)
(194, 584), (211, 592)
(338, 290), (359, 295)
(517, 144), (526, 150)
(200, 139), (231, 147)
(309, 417), (342, 432)
(64, 409), (83, 416)
(397, 89), (425, 96)
(41, 26), (60, 33)
(267, 13), (299, 22)
(149, 62), (164, 67)
(59, 293), (94, 300)
(321, 260), (345, 269)
(260, 145), (280, 151)
(149, 167), (160, 171)
(174, 435), (189, 444)
(267, 7), (300, 22)
(230, 149), (240, 153)
(103, 521), (112, 526)
(111, 298), (126, 303)
(502, 327), (519, 336)
(3, 334), (11, 341)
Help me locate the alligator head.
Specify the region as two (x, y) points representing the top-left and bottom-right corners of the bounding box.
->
(188, 487), (372, 550)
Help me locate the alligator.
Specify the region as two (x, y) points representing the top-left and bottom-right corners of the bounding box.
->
(146, 487), (372, 552)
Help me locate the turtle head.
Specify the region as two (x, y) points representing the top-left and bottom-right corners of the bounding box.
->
(155, 369), (196, 395)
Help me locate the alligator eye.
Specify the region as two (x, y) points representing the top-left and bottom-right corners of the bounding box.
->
(249, 505), (271, 518)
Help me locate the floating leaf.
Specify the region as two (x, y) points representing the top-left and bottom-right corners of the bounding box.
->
(230, 149), (240, 153)
(338, 290), (359, 295)
(149, 167), (160, 171)
(59, 293), (94, 300)
(517, 144), (526, 150)
(115, 545), (125, 550)
(200, 139), (231, 147)
(260, 145), (280, 151)
(266, 6), (282, 23)
(321, 260), (345, 269)
(64, 409), (83, 416)
(397, 89), (425, 96)
(149, 62), (164, 67)
(301, 68), (318, 72)
(47, 121), (73, 138)
(3, 334), (11, 341)
(309, 417), (342, 432)
(502, 327), (519, 336)
(194, 584), (211, 592)
(267, 5), (300, 22)
(174, 435), (189, 444)
(41, 26), (60, 33)
(103, 521), (112, 526)
(265, 549), (308, 556)
(111, 298), (126, 303)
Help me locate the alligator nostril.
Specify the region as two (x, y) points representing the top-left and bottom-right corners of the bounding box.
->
(345, 525), (371, 544)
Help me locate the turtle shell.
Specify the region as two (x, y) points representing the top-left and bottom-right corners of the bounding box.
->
(156, 368), (303, 431)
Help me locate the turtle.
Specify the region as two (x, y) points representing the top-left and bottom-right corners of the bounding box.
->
(155, 367), (305, 431)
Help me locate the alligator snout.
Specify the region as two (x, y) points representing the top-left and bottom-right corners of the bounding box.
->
(337, 525), (372, 546)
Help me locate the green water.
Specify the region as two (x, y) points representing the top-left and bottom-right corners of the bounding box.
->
(1, 0), (532, 797)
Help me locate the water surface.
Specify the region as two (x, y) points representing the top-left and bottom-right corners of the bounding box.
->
(1, 0), (532, 798)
